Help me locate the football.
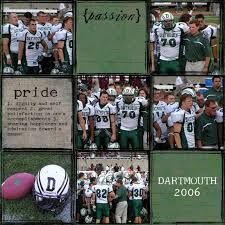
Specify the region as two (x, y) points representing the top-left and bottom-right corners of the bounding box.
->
(1, 173), (35, 200)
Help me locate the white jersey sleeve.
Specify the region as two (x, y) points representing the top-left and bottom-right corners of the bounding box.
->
(216, 108), (223, 123)
(171, 109), (185, 124)
(77, 100), (83, 112)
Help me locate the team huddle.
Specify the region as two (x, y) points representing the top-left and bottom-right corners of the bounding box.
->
(3, 10), (73, 75)
(77, 163), (149, 224)
(77, 77), (150, 150)
(153, 76), (224, 150)
(150, 10), (218, 74)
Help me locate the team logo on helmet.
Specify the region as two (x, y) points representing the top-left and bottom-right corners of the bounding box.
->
(122, 87), (135, 104)
(3, 66), (14, 75)
(160, 12), (175, 30)
(33, 164), (70, 214)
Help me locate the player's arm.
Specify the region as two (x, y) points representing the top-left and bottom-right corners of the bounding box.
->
(88, 116), (94, 142)
(153, 121), (161, 140)
(3, 36), (12, 65)
(173, 122), (182, 149)
(40, 39), (48, 55)
(108, 191), (115, 202)
(149, 42), (155, 72)
(17, 41), (25, 66)
(57, 40), (65, 62)
(211, 37), (218, 64)
(78, 111), (87, 140)
(110, 114), (116, 142)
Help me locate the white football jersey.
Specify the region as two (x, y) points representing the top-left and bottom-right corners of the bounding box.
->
(153, 101), (167, 139)
(200, 25), (217, 42)
(18, 30), (44, 67)
(3, 23), (25, 53)
(85, 187), (93, 198)
(130, 183), (146, 200)
(77, 100), (83, 112)
(92, 184), (113, 204)
(55, 29), (73, 65)
(171, 108), (196, 148)
(37, 22), (53, 56)
(94, 102), (116, 129)
(150, 21), (161, 56)
(153, 23), (188, 60)
(216, 107), (223, 123)
(166, 102), (179, 114)
(77, 103), (95, 131)
(117, 98), (143, 131)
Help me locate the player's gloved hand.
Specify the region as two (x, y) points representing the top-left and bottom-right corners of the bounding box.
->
(17, 64), (24, 73)
(60, 62), (69, 74)
(37, 52), (47, 62)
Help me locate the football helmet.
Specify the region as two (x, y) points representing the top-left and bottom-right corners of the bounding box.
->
(85, 215), (93, 223)
(107, 142), (120, 150)
(80, 207), (87, 217)
(122, 87), (135, 104)
(140, 207), (148, 216)
(3, 66), (14, 75)
(181, 88), (196, 98)
(160, 12), (175, 30)
(33, 164), (70, 214)
(105, 172), (114, 184)
(107, 87), (117, 102)
(14, 70), (22, 75)
(89, 143), (98, 151)
(50, 68), (60, 75)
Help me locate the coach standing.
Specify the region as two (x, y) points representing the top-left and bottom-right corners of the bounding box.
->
(183, 20), (211, 74)
(115, 179), (128, 224)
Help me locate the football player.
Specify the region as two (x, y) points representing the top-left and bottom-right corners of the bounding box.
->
(195, 14), (218, 67)
(17, 19), (48, 74)
(92, 176), (115, 224)
(19, 12), (33, 30)
(77, 93), (95, 149)
(3, 13), (25, 71)
(172, 94), (196, 149)
(128, 176), (146, 224)
(56, 16), (73, 74)
(216, 98), (224, 149)
(94, 91), (117, 150)
(153, 89), (168, 149)
(77, 100), (88, 142)
(150, 12), (189, 74)
(117, 87), (145, 150)
(36, 11), (53, 74)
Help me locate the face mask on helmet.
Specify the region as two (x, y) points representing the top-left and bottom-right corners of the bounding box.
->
(33, 164), (70, 215)
(161, 12), (175, 30)
(122, 87), (135, 104)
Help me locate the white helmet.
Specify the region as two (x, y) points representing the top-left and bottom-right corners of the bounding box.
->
(107, 88), (117, 96)
(122, 87), (135, 103)
(107, 142), (120, 150)
(140, 207), (148, 216)
(50, 68), (60, 75)
(80, 207), (87, 216)
(14, 70), (22, 75)
(3, 66), (14, 75)
(160, 12), (175, 30)
(181, 88), (196, 98)
(89, 143), (98, 151)
(85, 215), (93, 223)
(105, 172), (114, 184)
(33, 164), (70, 214)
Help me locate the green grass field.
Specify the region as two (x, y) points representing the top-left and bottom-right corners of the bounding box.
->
(2, 152), (73, 223)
